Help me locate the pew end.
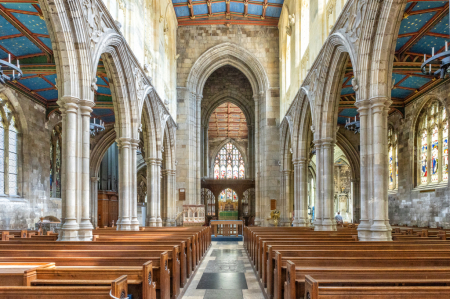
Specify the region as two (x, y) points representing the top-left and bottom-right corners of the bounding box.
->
(304, 275), (319, 299)
(111, 275), (128, 299)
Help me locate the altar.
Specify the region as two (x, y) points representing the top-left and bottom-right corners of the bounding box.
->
(210, 220), (243, 237)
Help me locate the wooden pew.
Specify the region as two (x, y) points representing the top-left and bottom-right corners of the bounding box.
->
(304, 275), (450, 299)
(0, 242), (189, 288)
(285, 264), (450, 299)
(271, 253), (450, 299)
(0, 253), (171, 299)
(0, 274), (128, 299)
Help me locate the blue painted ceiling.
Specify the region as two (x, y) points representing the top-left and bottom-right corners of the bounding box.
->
(172, 0), (284, 26)
(0, 1), (113, 123)
(339, 0), (449, 125)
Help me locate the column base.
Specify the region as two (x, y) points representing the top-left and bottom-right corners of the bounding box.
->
(117, 218), (132, 230)
(357, 219), (372, 241)
(165, 219), (176, 227)
(58, 221), (79, 241)
(316, 218), (336, 231)
(130, 218), (140, 231)
(156, 218), (163, 227)
(78, 220), (93, 241)
(294, 218), (310, 227)
(147, 217), (157, 227)
(253, 217), (261, 226)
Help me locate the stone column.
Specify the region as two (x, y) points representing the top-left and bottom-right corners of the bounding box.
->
(78, 101), (94, 240)
(58, 97), (80, 241)
(355, 100), (371, 238)
(294, 158), (309, 227)
(321, 139), (336, 231)
(59, 106), (67, 224)
(117, 138), (131, 230)
(280, 170), (291, 226)
(146, 157), (162, 227)
(145, 158), (157, 226)
(130, 139), (140, 230)
(313, 141), (323, 230)
(165, 169), (176, 226)
(253, 94), (261, 226)
(370, 97), (392, 241)
(156, 158), (163, 227)
(248, 124), (254, 178)
(161, 169), (168, 225)
(90, 177), (99, 228)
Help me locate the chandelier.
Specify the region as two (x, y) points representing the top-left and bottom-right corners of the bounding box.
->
(90, 117), (105, 137)
(344, 116), (360, 134)
(421, 43), (450, 79)
(0, 55), (22, 84)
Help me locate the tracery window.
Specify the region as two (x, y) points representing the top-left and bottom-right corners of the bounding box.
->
(50, 125), (62, 198)
(417, 101), (448, 186)
(388, 126), (398, 190)
(0, 98), (20, 196)
(213, 143), (245, 179)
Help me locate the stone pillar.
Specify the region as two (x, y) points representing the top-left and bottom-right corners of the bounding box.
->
(146, 158), (162, 227)
(90, 177), (99, 228)
(117, 138), (131, 230)
(356, 100), (371, 238)
(156, 159), (163, 227)
(321, 139), (336, 231)
(58, 97), (80, 241)
(78, 101), (94, 240)
(370, 97), (392, 241)
(165, 169), (176, 226)
(280, 170), (291, 226)
(59, 106), (67, 224)
(253, 94), (261, 226)
(293, 159), (309, 227)
(248, 124), (254, 178)
(130, 139), (140, 230)
(313, 141), (323, 230)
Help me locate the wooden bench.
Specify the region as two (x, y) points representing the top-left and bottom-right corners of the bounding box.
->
(0, 253), (172, 299)
(285, 265), (450, 299)
(0, 273), (128, 299)
(304, 275), (450, 299)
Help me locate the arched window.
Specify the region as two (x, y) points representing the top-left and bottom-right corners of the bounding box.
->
(213, 143), (245, 179)
(417, 101), (448, 186)
(0, 98), (20, 196)
(388, 126), (398, 190)
(50, 125), (62, 198)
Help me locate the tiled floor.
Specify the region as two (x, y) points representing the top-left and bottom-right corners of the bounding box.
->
(181, 241), (265, 299)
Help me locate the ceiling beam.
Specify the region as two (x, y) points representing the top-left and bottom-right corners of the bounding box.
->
(226, 0), (231, 20)
(243, 0), (249, 17)
(0, 4), (52, 58)
(397, 3), (449, 56)
(187, 0), (195, 19)
(177, 18), (278, 26)
(207, 0), (212, 17)
(261, 0), (268, 19)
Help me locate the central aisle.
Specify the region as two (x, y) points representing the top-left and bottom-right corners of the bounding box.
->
(182, 241), (265, 299)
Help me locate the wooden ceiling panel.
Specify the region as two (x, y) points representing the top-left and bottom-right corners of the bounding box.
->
(208, 102), (248, 139)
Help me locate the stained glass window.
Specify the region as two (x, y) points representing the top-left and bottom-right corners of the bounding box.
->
(417, 100), (448, 186)
(213, 143), (245, 179)
(0, 98), (22, 196)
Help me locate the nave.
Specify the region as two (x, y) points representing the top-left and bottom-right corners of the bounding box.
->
(182, 241), (264, 299)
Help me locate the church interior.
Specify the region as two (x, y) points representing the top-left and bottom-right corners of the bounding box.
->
(2, 0), (450, 298)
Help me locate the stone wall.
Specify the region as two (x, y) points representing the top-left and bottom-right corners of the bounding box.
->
(0, 86), (62, 229)
(388, 81), (450, 228)
(176, 25), (280, 224)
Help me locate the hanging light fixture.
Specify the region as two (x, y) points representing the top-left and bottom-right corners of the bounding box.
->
(90, 117), (105, 137)
(0, 54), (23, 84)
(421, 6), (450, 79)
(421, 43), (450, 78)
(344, 116), (360, 134)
